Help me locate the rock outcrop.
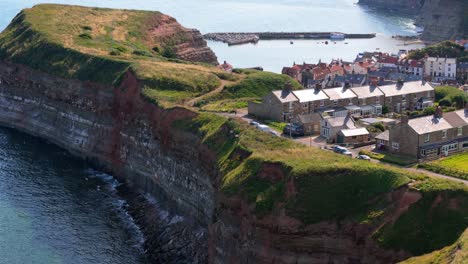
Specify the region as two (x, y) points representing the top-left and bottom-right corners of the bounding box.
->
(359, 0), (467, 41)
(147, 14), (218, 64)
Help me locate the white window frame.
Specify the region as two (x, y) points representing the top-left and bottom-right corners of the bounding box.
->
(458, 127), (463, 136)
(442, 130), (447, 139)
(392, 142), (400, 150)
(320, 100), (325, 106)
(424, 134), (430, 143)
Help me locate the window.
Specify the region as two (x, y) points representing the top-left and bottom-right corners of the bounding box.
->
(427, 91), (431, 97)
(424, 134), (430, 143)
(463, 142), (468, 149)
(376, 96), (380, 104)
(302, 103), (308, 109)
(458, 127), (463, 136)
(441, 143), (458, 152)
(442, 130), (447, 138)
(334, 100), (338, 106)
(392, 142), (400, 150)
(320, 100), (324, 106)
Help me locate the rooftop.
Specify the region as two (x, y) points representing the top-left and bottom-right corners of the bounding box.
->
(375, 130), (389, 141)
(377, 81), (433, 97)
(323, 87), (357, 101)
(272, 90), (298, 103)
(351, 85), (384, 99)
(408, 115), (453, 135)
(293, 89), (329, 103)
(340, 127), (369, 137)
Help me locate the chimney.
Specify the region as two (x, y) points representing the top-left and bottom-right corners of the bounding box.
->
(283, 82), (293, 93)
(434, 105), (443, 119)
(401, 115), (409, 124)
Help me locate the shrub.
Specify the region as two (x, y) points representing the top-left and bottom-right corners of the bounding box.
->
(132, 50), (152, 57)
(423, 106), (436, 115)
(162, 47), (177, 59)
(152, 46), (160, 53)
(81, 26), (92, 31)
(439, 98), (452, 107)
(78, 33), (92, 39)
(372, 122), (385, 132)
(382, 105), (389, 115)
(109, 50), (121, 56)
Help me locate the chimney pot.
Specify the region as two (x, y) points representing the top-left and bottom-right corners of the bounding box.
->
(401, 115), (409, 124)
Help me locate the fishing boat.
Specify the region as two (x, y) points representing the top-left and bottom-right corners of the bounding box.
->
(330, 33), (345, 40)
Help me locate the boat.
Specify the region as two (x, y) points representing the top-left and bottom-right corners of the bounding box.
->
(344, 42), (349, 44)
(330, 33), (345, 40)
(325, 41), (329, 45)
(290, 41), (294, 44)
(415, 26), (424, 34)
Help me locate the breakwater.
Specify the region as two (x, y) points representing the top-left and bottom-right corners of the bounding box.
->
(204, 32), (377, 45)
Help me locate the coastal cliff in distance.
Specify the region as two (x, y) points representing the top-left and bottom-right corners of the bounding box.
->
(0, 4), (467, 264)
(359, 0), (467, 41)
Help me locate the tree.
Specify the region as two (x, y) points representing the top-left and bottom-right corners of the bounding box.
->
(439, 98), (452, 107)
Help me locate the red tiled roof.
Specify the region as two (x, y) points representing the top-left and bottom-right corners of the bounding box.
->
(329, 65), (344, 75)
(379, 56), (398, 64)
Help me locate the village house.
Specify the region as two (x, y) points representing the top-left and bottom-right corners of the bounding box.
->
(297, 113), (322, 135)
(377, 81), (434, 113)
(383, 107), (468, 160)
(350, 84), (384, 116)
(292, 88), (330, 114)
(320, 113), (356, 143)
(457, 62), (468, 80)
(337, 127), (370, 144)
(322, 86), (358, 108)
(248, 84), (298, 122)
(424, 57), (457, 81)
(376, 55), (399, 69)
(332, 74), (367, 88)
(397, 59), (423, 76)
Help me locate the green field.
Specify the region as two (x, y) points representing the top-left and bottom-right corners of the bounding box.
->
(420, 152), (468, 180)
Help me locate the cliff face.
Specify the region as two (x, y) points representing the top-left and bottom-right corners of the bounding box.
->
(0, 61), (215, 262)
(358, 0), (424, 14)
(416, 0), (467, 41)
(146, 14), (218, 64)
(359, 0), (467, 41)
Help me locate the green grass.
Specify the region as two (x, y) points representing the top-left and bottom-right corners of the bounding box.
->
(435, 86), (467, 108)
(263, 120), (287, 133)
(221, 71), (302, 99)
(408, 41), (467, 61)
(400, 229), (468, 264)
(375, 179), (468, 256)
(0, 4), (225, 105)
(359, 150), (418, 166)
(419, 152), (468, 180)
(200, 98), (251, 112)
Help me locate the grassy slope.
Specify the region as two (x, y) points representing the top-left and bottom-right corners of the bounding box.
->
(176, 113), (468, 257)
(201, 69), (302, 112)
(419, 152), (468, 180)
(400, 229), (467, 264)
(0, 4), (223, 106)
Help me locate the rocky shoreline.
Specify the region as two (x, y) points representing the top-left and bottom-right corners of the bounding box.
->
(204, 32), (376, 46)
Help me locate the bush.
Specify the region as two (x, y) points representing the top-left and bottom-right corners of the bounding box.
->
(109, 50), (121, 56)
(371, 122), (385, 132)
(382, 106), (389, 115)
(81, 26), (92, 31)
(78, 33), (92, 39)
(132, 50), (152, 57)
(439, 98), (452, 107)
(423, 106), (436, 115)
(162, 47), (177, 59)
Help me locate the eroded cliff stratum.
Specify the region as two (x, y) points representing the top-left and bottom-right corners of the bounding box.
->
(359, 0), (467, 41)
(0, 4), (467, 264)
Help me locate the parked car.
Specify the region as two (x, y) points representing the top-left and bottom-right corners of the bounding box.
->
(357, 154), (371, 161)
(333, 146), (348, 153)
(283, 124), (305, 137)
(249, 121), (260, 127)
(341, 150), (353, 157)
(256, 124), (279, 137)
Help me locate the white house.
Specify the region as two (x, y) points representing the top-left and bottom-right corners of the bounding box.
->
(424, 57), (457, 81)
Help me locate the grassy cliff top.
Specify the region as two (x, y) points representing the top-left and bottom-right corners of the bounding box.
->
(0, 4), (226, 106)
(0, 4), (301, 107)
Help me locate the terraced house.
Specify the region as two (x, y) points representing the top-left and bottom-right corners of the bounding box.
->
(383, 107), (468, 160)
(249, 81), (435, 122)
(378, 81), (434, 113)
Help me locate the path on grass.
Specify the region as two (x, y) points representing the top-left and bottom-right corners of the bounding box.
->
(406, 167), (468, 186)
(186, 80), (229, 107)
